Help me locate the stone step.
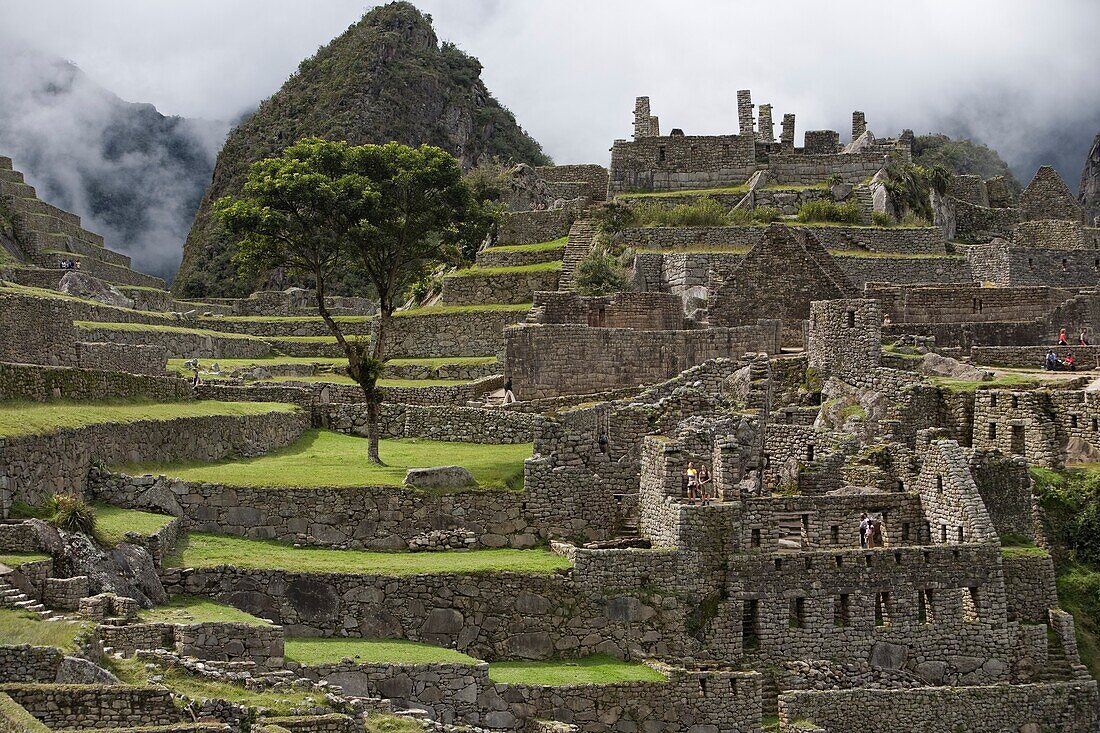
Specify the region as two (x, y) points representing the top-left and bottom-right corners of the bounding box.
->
(0, 169), (24, 184)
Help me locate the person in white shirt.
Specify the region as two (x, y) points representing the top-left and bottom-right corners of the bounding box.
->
(859, 513), (870, 549)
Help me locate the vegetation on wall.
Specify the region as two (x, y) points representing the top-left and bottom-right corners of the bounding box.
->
(913, 134), (1021, 193)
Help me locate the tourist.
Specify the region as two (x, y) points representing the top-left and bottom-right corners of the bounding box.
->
(598, 432), (609, 454)
(1045, 350), (1060, 371)
(697, 464), (712, 503)
(1064, 354), (1077, 372)
(503, 375), (516, 404)
(191, 368), (201, 387)
(859, 512), (870, 548)
(1081, 330), (1090, 346)
(685, 461), (699, 502)
(1059, 328), (1069, 346)
(866, 519), (878, 548)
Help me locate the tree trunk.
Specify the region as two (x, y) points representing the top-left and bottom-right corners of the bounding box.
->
(367, 400), (381, 463)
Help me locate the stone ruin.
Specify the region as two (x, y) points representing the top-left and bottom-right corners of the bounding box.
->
(0, 91), (1099, 733)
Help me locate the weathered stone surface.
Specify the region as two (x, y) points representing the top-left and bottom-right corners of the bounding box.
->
(404, 466), (476, 489)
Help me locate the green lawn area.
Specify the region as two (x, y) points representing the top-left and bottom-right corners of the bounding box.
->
(73, 320), (264, 341)
(1056, 563), (1100, 678)
(925, 373), (1040, 393)
(266, 335), (348, 343)
(0, 282), (174, 318)
(393, 303), (532, 317)
(0, 608), (86, 650)
(122, 430), (530, 491)
(285, 638), (481, 666)
(447, 260), (561, 278)
(256, 375), (472, 388)
(140, 595), (270, 626)
(107, 656), (318, 715)
(0, 552), (50, 567)
(167, 356), (347, 375)
(488, 655), (667, 686)
(0, 400), (297, 438)
(198, 315), (371, 324)
(166, 533), (570, 576)
(93, 504), (175, 546)
(487, 237), (568, 253)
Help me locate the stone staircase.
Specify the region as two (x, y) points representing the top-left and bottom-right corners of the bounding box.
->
(852, 184), (875, 224)
(1039, 627), (1080, 682)
(559, 220), (598, 290)
(0, 155), (164, 289)
(0, 576), (62, 620)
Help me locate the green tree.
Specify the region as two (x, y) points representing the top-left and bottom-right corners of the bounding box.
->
(216, 137), (471, 462)
(574, 244), (631, 296)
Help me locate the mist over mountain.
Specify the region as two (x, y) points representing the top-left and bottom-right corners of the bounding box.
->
(0, 38), (229, 280)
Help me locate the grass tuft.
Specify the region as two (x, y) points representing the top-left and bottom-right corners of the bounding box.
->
(488, 655), (667, 686)
(140, 596), (271, 626)
(285, 638), (480, 666)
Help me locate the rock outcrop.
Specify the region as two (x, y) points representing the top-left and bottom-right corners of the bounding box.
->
(1080, 132), (1100, 226)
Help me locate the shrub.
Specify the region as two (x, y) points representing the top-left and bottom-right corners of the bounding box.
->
(44, 494), (97, 535)
(591, 201), (637, 234)
(796, 199), (863, 224)
(633, 197), (729, 227)
(898, 212), (932, 227)
(574, 247), (631, 296)
(726, 207), (755, 226)
(871, 211), (892, 227)
(752, 206), (782, 223)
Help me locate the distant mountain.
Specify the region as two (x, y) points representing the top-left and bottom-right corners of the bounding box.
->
(913, 134), (1021, 193)
(0, 38), (228, 279)
(174, 1), (551, 298)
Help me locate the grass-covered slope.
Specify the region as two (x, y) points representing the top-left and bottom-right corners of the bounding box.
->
(120, 430), (530, 490)
(165, 533), (570, 575)
(176, 0), (549, 299)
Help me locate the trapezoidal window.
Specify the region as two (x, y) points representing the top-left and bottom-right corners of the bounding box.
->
(834, 594), (850, 627)
(846, 309), (855, 328)
(789, 597), (806, 628)
(963, 587), (981, 622)
(1011, 425), (1025, 455)
(742, 600), (759, 650)
(657, 146), (666, 163)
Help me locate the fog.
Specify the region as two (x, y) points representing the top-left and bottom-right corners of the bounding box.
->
(1, 0), (1097, 278)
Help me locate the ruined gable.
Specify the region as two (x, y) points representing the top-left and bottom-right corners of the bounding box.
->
(1019, 165), (1084, 222)
(709, 223), (858, 345)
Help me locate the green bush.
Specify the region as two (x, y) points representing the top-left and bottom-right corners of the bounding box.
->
(898, 212), (932, 227)
(574, 248), (631, 296)
(796, 199), (863, 224)
(752, 206), (782, 223)
(1033, 469), (1100, 565)
(633, 197), (729, 227)
(591, 201), (638, 234)
(726, 207), (754, 226)
(44, 494), (97, 535)
(871, 211), (892, 227)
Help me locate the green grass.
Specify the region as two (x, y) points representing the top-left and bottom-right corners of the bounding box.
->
(0, 400), (297, 438)
(140, 595), (270, 626)
(446, 260), (562, 278)
(284, 638), (481, 666)
(166, 356), (348, 375)
(0, 608), (85, 650)
(618, 185), (748, 199)
(0, 692), (49, 733)
(122, 430), (530, 491)
(0, 282), (176, 317)
(827, 250), (962, 259)
(265, 335), (347, 343)
(107, 656), (317, 715)
(93, 504), (175, 547)
(488, 655), (667, 686)
(73, 320), (268, 342)
(0, 552), (50, 567)
(365, 715), (428, 733)
(165, 533), (572, 576)
(115, 285), (170, 293)
(487, 237), (568, 253)
(1056, 563), (1100, 678)
(1002, 545), (1050, 558)
(393, 303), (532, 317)
(385, 356), (498, 368)
(925, 373), (1039, 393)
(198, 315), (371, 324)
(256, 375), (473, 388)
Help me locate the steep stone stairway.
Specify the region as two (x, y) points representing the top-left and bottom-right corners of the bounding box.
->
(559, 220), (598, 290)
(852, 184), (875, 224)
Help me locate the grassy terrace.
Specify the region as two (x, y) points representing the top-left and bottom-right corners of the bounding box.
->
(0, 282), (178, 318)
(0, 609), (86, 650)
(73, 320), (265, 341)
(0, 400), (297, 438)
(94, 504), (175, 546)
(924, 373), (1041, 393)
(487, 236), (568, 253)
(260, 375), (473, 387)
(488, 655), (667, 685)
(393, 303), (532, 317)
(165, 533), (571, 575)
(120, 429), (530, 490)
(446, 260), (562, 277)
(170, 356), (496, 373)
(141, 595), (270, 626)
(197, 315), (371, 324)
(107, 655), (317, 715)
(0, 552), (50, 567)
(285, 638), (480, 666)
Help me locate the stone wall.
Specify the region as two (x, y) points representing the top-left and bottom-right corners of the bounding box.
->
(497, 209), (575, 245)
(1002, 553), (1059, 623)
(1, 408), (307, 505)
(866, 283), (1061, 324)
(608, 134), (757, 193)
(1019, 166), (1084, 222)
(441, 267), (560, 306)
(504, 321), (781, 400)
(530, 291), (684, 330)
(767, 152), (885, 185)
(0, 362), (191, 402)
(1014, 220), (1100, 250)
(971, 390), (1061, 468)
(381, 309), (528, 359)
(0, 684), (180, 729)
(779, 681), (1098, 733)
(535, 164), (609, 202)
(837, 255), (972, 288)
(176, 622), (284, 667)
(952, 198), (1019, 241)
(967, 241), (1100, 288)
(807, 299), (882, 380)
(74, 324), (271, 360)
(0, 646), (64, 683)
(617, 225), (944, 255)
(327, 403), (539, 444)
(73, 341), (167, 375)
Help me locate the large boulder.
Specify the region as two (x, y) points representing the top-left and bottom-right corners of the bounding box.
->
(917, 352), (993, 382)
(52, 531), (165, 607)
(59, 271), (134, 309)
(404, 466), (476, 490)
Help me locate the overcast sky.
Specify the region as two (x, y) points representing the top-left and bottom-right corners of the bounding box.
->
(3, 0), (1098, 180)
